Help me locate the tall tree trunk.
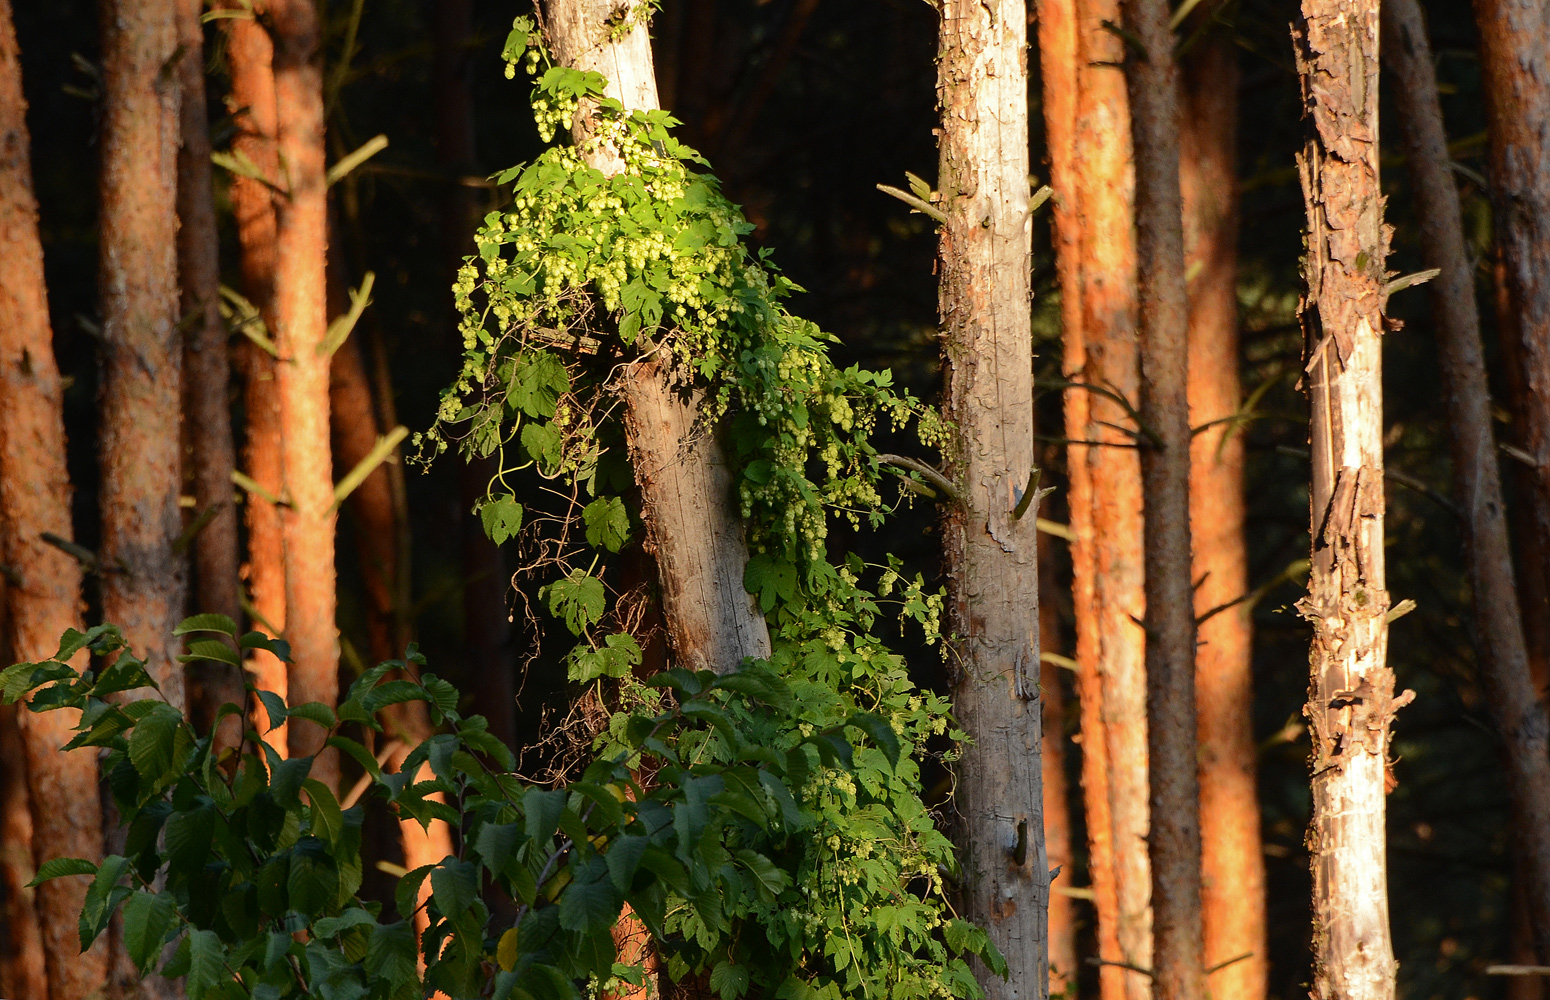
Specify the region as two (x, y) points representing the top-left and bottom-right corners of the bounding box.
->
(98, 0), (187, 707)
(1387, 0), (1550, 963)
(1123, 3), (1202, 999)
(936, 2), (1046, 995)
(1036, 0), (1124, 994)
(1178, 9), (1266, 999)
(0, 704), (48, 1000)
(270, 0), (338, 786)
(1074, 0), (1152, 992)
(176, 0), (243, 745)
(0, 2), (110, 992)
(545, 0), (771, 678)
(432, 0), (515, 748)
(1294, 4), (1403, 1000)
(223, 5), (289, 747)
(1040, 579), (1077, 997)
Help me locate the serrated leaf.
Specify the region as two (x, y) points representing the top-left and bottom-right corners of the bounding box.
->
(480, 495), (525, 545)
(255, 690), (288, 733)
(539, 571), (605, 636)
(186, 928), (224, 999)
(303, 778), (345, 845)
(364, 920), (418, 988)
(175, 613), (238, 637)
(312, 906), (377, 939)
(288, 701), (338, 730)
(178, 638), (240, 667)
(430, 859), (476, 918)
(710, 960), (750, 1000)
(79, 854), (131, 951)
(239, 631), (291, 661)
(711, 666), (793, 712)
(128, 702), (185, 782)
(507, 350), (570, 418)
(29, 857), (97, 887)
(581, 496), (629, 551)
(122, 890), (178, 972)
(846, 712), (901, 767)
(394, 864), (434, 923)
(520, 421), (564, 473)
(164, 804), (216, 877)
(605, 834), (649, 893)
(557, 873), (619, 932)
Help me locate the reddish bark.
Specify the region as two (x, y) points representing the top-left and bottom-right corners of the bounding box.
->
(223, 5), (289, 748)
(270, 0), (339, 786)
(98, 0), (187, 708)
(0, 2), (109, 991)
(0, 704), (47, 1000)
(1177, 8), (1267, 1000)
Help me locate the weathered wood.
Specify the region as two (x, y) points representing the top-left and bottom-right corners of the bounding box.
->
(1385, 0), (1550, 964)
(936, 1), (1046, 996)
(1294, 2), (1406, 999)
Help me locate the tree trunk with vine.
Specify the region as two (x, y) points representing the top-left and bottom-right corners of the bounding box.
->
(936, 2), (1046, 996)
(1295, 3), (1405, 999)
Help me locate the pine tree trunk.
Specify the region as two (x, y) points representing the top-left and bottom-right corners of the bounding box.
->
(98, 0), (187, 708)
(1294, 3), (1403, 999)
(1386, 0), (1550, 963)
(1123, 2), (1202, 998)
(936, 2), (1046, 995)
(544, 0), (771, 678)
(0, 2), (110, 991)
(222, 4), (289, 747)
(269, 0), (339, 786)
(1177, 9), (1267, 999)
(1036, 0), (1124, 993)
(1073, 0), (1152, 992)
(176, 0), (243, 746)
(0, 704), (48, 1000)
(1040, 614), (1078, 996)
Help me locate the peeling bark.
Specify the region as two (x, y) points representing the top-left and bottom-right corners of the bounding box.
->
(1385, 0), (1550, 963)
(936, 2), (1047, 995)
(270, 0), (339, 786)
(1294, 3), (1404, 999)
(0, 1), (109, 991)
(223, 4), (289, 748)
(98, 0), (187, 708)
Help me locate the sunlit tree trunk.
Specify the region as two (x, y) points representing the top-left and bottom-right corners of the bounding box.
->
(269, 0), (338, 786)
(1294, 3), (1403, 999)
(0, 704), (47, 1000)
(223, 4), (289, 748)
(176, 0), (243, 747)
(1176, 6), (1266, 999)
(933, 2), (1047, 995)
(1388, 0), (1550, 965)
(0, 3), (109, 992)
(1037, 0), (1123, 993)
(1040, 590), (1077, 997)
(99, 0), (187, 708)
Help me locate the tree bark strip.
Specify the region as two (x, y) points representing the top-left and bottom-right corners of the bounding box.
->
(0, 2), (109, 990)
(1385, 0), (1550, 963)
(0, 704), (48, 1000)
(936, 2), (1047, 994)
(1073, 0), (1152, 992)
(176, 0), (243, 746)
(1123, 1), (1202, 998)
(1040, 589), (1077, 996)
(270, 0), (339, 786)
(223, 4), (289, 748)
(1178, 9), (1267, 998)
(1036, 0), (1124, 993)
(98, 0), (187, 708)
(545, 0), (771, 679)
(1294, 4), (1403, 1000)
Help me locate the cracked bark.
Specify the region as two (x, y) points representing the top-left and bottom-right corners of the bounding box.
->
(1385, 0), (1550, 964)
(1295, 3), (1404, 999)
(937, 2), (1046, 996)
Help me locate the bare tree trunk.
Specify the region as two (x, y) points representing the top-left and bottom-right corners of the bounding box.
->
(1123, 3), (1202, 998)
(223, 6), (289, 746)
(98, 0), (187, 708)
(1294, 4), (1403, 1000)
(1073, 0), (1151, 992)
(1041, 598), (1077, 997)
(935, 2), (1046, 995)
(0, 704), (47, 1000)
(0, 3), (109, 991)
(1386, 0), (1550, 963)
(176, 0), (243, 747)
(545, 0), (771, 678)
(270, 0), (338, 786)
(1037, 0), (1124, 993)
(1176, 9), (1266, 999)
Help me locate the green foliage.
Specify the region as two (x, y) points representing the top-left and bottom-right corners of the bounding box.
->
(6, 617), (906, 1000)
(419, 16), (996, 1000)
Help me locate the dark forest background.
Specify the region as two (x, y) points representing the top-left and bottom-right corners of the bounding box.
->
(13, 1), (1506, 997)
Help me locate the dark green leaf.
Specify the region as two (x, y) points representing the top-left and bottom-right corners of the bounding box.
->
(175, 613), (238, 636)
(581, 496), (629, 551)
(186, 928), (224, 1000)
(128, 702), (184, 781)
(288, 700), (338, 730)
(79, 854), (131, 951)
(538, 571), (605, 636)
(312, 907), (377, 939)
(28, 857), (97, 887)
(254, 690), (288, 733)
(847, 712), (901, 767)
(122, 890), (178, 972)
(431, 859), (477, 918)
(605, 835), (649, 893)
(710, 961), (750, 1000)
(364, 920), (419, 990)
(178, 639), (240, 667)
(557, 873), (619, 932)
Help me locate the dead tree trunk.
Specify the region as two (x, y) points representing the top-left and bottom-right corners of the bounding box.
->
(936, 1), (1047, 995)
(1294, 3), (1405, 1000)
(270, 0), (339, 786)
(544, 0), (770, 677)
(176, 0), (243, 745)
(98, 0), (187, 708)
(0, 1), (109, 991)
(222, 4), (289, 747)
(1385, 0), (1550, 963)
(1177, 6), (1267, 997)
